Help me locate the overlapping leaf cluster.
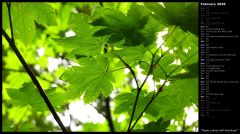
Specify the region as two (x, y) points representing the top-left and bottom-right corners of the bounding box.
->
(57, 2), (198, 131)
(3, 2), (198, 132)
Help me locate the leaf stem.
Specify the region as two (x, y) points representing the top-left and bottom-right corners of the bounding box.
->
(3, 2), (67, 132)
(14, 106), (30, 132)
(109, 67), (126, 73)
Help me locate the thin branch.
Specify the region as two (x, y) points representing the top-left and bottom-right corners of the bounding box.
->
(156, 62), (168, 78)
(129, 80), (167, 131)
(112, 53), (140, 90)
(162, 33), (190, 57)
(105, 97), (115, 132)
(146, 47), (154, 56)
(3, 2), (67, 132)
(111, 53), (141, 132)
(126, 27), (178, 132)
(167, 51), (198, 77)
(150, 32), (191, 78)
(139, 26), (178, 90)
(103, 43), (115, 132)
(155, 26), (177, 55)
(129, 51), (198, 131)
(127, 89), (141, 132)
(127, 52), (155, 131)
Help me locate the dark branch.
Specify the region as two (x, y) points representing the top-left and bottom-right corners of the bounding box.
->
(3, 67), (67, 91)
(128, 32), (196, 131)
(127, 89), (141, 132)
(126, 27), (178, 132)
(103, 43), (115, 132)
(2, 30), (67, 133)
(111, 53), (141, 132)
(139, 26), (178, 90)
(129, 51), (198, 131)
(129, 80), (167, 131)
(3, 2), (67, 132)
(113, 53), (140, 90)
(105, 97), (115, 132)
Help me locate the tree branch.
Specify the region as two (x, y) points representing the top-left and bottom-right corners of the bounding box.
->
(126, 27), (178, 132)
(139, 26), (178, 90)
(127, 89), (141, 132)
(105, 97), (115, 132)
(167, 51), (198, 77)
(129, 51), (198, 131)
(155, 26), (177, 54)
(113, 53), (140, 90)
(3, 67), (67, 91)
(112, 53), (141, 132)
(3, 2), (67, 132)
(129, 80), (167, 131)
(103, 44), (115, 132)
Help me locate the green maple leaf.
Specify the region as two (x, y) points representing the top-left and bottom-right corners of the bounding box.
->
(144, 2), (198, 36)
(134, 118), (170, 132)
(91, 4), (154, 46)
(114, 90), (153, 120)
(147, 79), (198, 120)
(54, 13), (106, 58)
(61, 56), (115, 103)
(7, 83), (66, 111)
(2, 2), (57, 45)
(113, 44), (147, 66)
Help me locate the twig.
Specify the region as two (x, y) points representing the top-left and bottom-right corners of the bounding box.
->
(129, 80), (167, 131)
(127, 89), (141, 132)
(111, 53), (140, 132)
(112, 53), (139, 90)
(109, 67), (126, 73)
(129, 51), (198, 131)
(126, 27), (178, 132)
(139, 26), (178, 90)
(3, 2), (67, 132)
(151, 32), (190, 78)
(162, 33), (190, 57)
(155, 26), (177, 55)
(167, 51), (198, 77)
